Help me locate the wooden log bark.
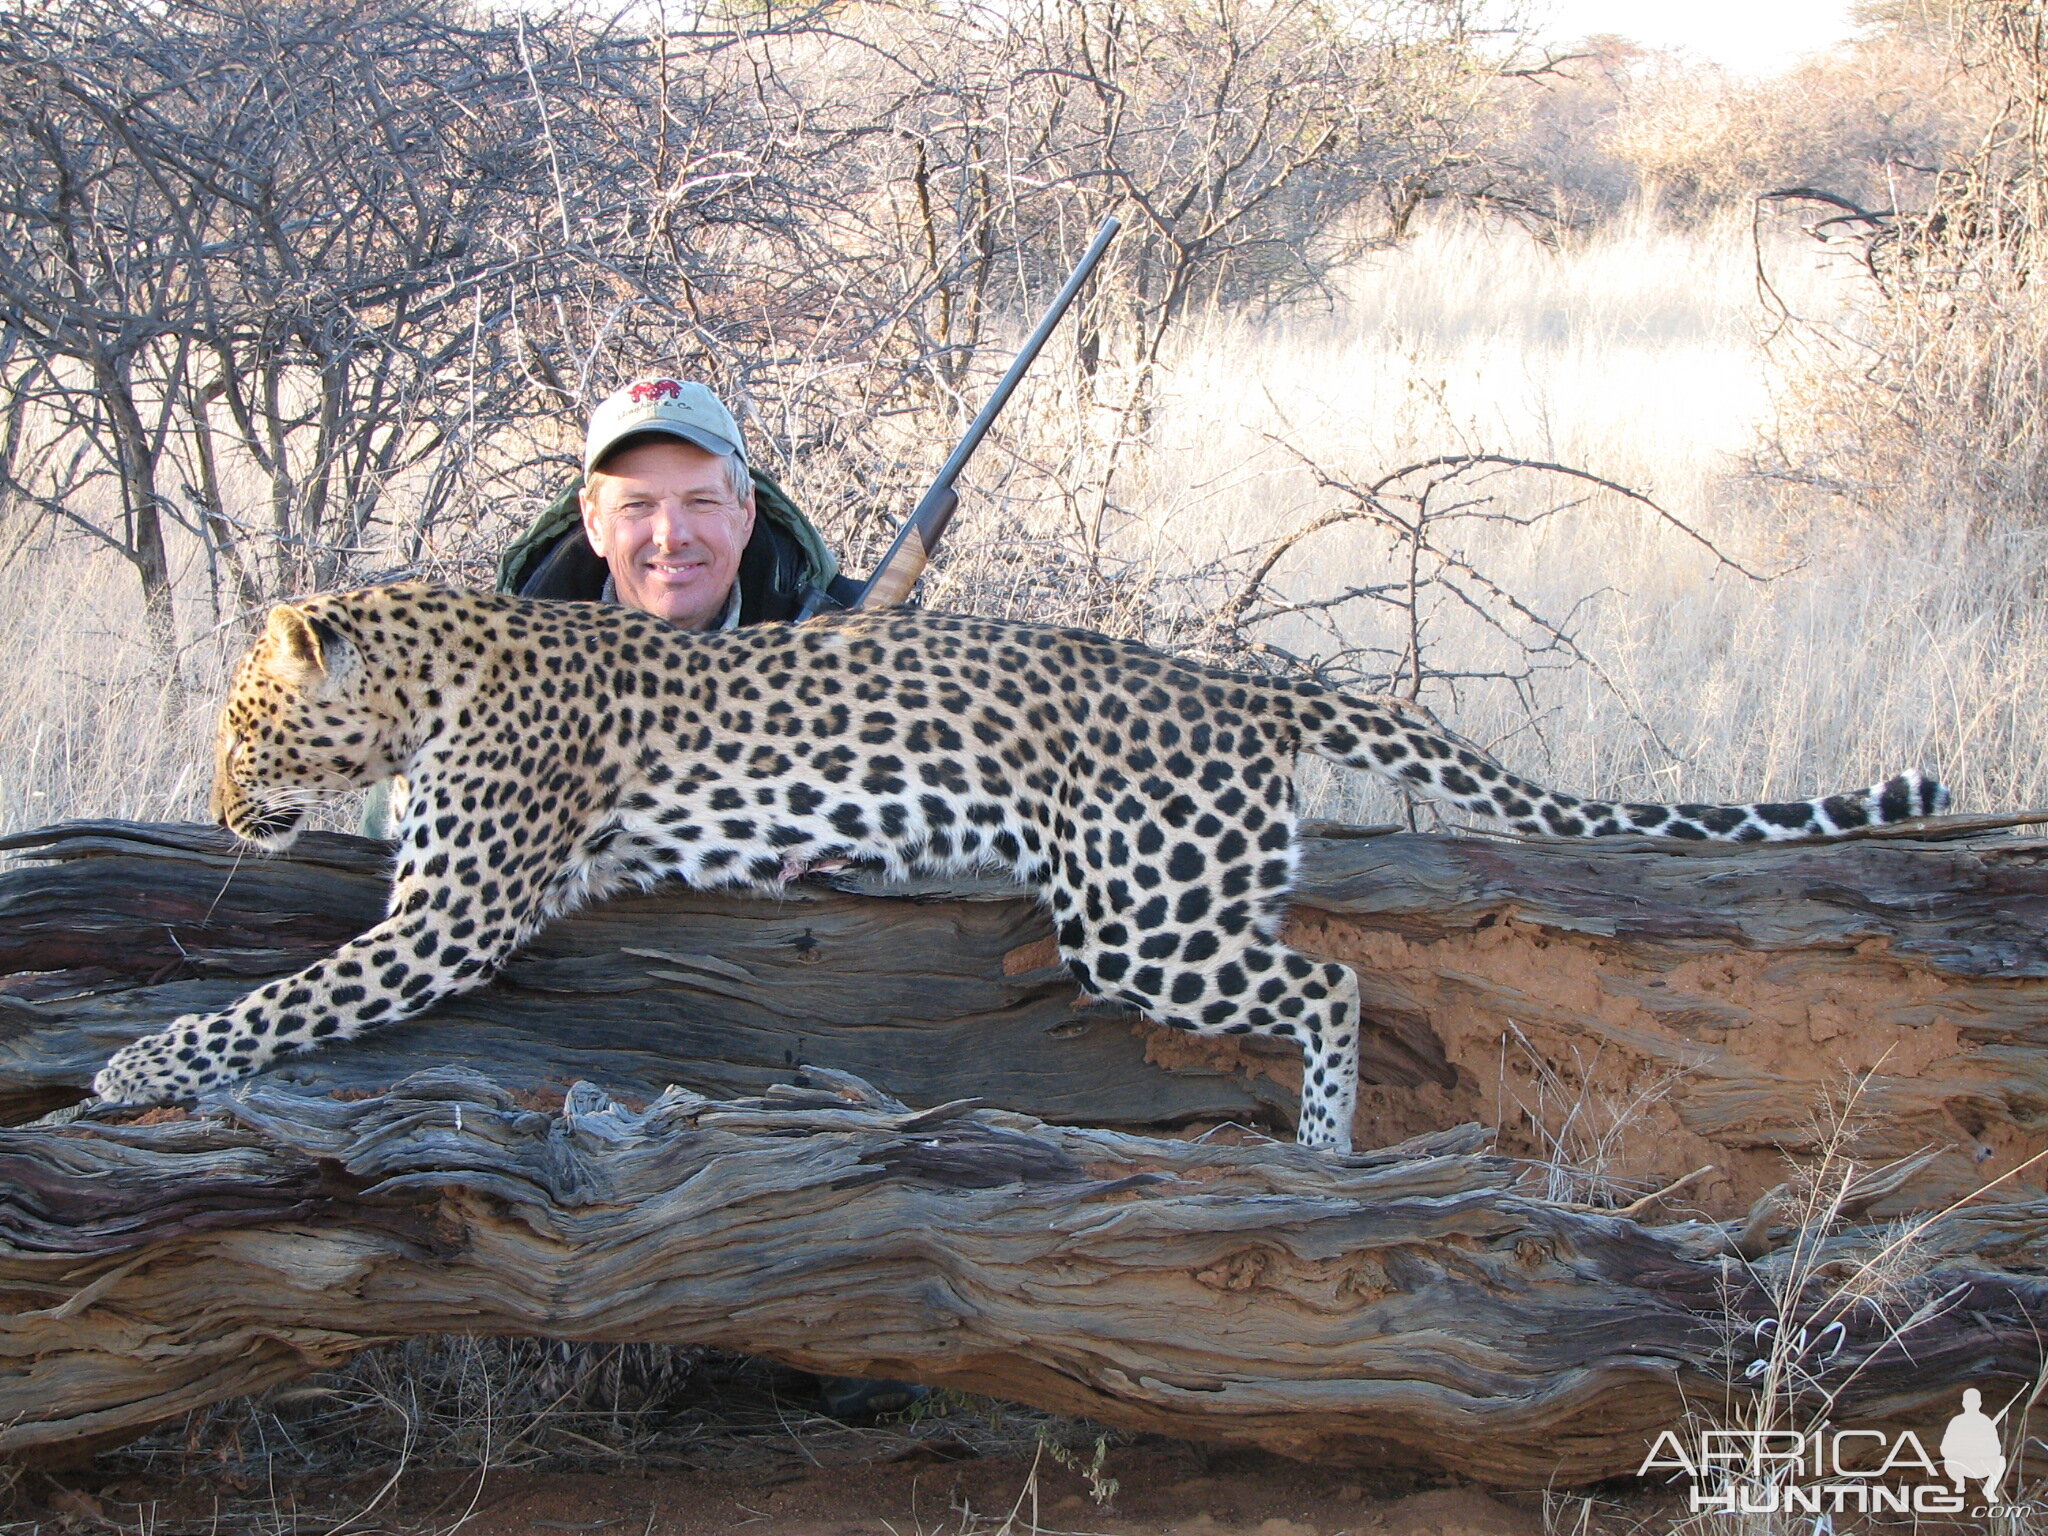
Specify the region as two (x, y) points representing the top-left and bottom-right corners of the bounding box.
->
(1279, 813), (2048, 1218)
(0, 819), (1296, 1131)
(0, 1064), (2044, 1483)
(7, 816), (2048, 1217)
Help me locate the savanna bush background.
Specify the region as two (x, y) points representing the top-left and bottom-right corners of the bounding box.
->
(1, 0), (2043, 833)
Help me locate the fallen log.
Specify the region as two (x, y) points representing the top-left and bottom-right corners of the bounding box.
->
(5, 817), (2048, 1477)
(6, 816), (2048, 1216)
(0, 1064), (2043, 1483)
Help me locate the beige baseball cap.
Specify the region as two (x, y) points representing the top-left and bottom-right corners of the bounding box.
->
(584, 377), (746, 476)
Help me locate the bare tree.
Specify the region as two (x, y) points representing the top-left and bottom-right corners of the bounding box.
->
(0, 0), (844, 650)
(680, 0), (1560, 585)
(0, 0), (1580, 675)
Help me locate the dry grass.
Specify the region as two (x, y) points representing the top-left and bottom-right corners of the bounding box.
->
(142, 1344), (1089, 1481)
(0, 550), (228, 831)
(55, 1342), (1143, 1536)
(1639, 1077), (2048, 1534)
(7, 207), (2037, 838)
(1111, 209), (2048, 824)
(1493, 1021), (1697, 1209)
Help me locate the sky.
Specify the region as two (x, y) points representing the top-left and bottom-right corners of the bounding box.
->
(1534, 0), (1862, 78)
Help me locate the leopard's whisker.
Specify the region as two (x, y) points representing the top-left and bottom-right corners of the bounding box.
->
(202, 843), (247, 928)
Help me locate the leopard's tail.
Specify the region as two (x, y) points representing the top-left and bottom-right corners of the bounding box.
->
(1302, 696), (1949, 841)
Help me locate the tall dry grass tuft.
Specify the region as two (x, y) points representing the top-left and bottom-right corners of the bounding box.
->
(0, 542), (231, 830)
(1495, 1021), (1696, 1209)
(1517, 1071), (2048, 1535)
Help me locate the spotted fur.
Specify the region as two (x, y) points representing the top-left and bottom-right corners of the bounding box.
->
(93, 586), (1951, 1150)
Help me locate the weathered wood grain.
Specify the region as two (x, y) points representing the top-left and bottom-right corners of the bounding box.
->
(0, 819), (1297, 1131)
(0, 1066), (2043, 1482)
(8, 815), (2048, 1217)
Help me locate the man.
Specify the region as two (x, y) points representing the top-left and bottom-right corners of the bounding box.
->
(492, 379), (916, 1421)
(499, 376), (861, 620)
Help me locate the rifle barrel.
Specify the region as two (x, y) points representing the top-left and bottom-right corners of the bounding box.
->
(850, 215), (1121, 611)
(922, 215), (1122, 497)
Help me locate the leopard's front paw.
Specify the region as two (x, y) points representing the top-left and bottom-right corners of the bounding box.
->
(92, 1015), (234, 1105)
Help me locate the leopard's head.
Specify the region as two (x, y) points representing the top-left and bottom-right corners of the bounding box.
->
(212, 599), (407, 850)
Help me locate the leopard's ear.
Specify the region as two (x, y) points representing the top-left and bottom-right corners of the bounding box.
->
(261, 605), (353, 696)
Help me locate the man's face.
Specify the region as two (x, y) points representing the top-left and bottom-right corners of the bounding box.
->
(580, 439), (754, 628)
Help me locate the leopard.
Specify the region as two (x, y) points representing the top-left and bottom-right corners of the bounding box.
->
(91, 584), (1950, 1152)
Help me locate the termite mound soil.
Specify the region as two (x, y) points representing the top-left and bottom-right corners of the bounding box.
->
(1320, 911), (2019, 1216)
(1138, 819), (2048, 1228)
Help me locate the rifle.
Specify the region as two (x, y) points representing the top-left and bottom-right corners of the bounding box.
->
(797, 216), (1121, 619)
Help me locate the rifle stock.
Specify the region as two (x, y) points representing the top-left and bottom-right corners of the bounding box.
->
(858, 484), (959, 610)
(798, 216), (1119, 619)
